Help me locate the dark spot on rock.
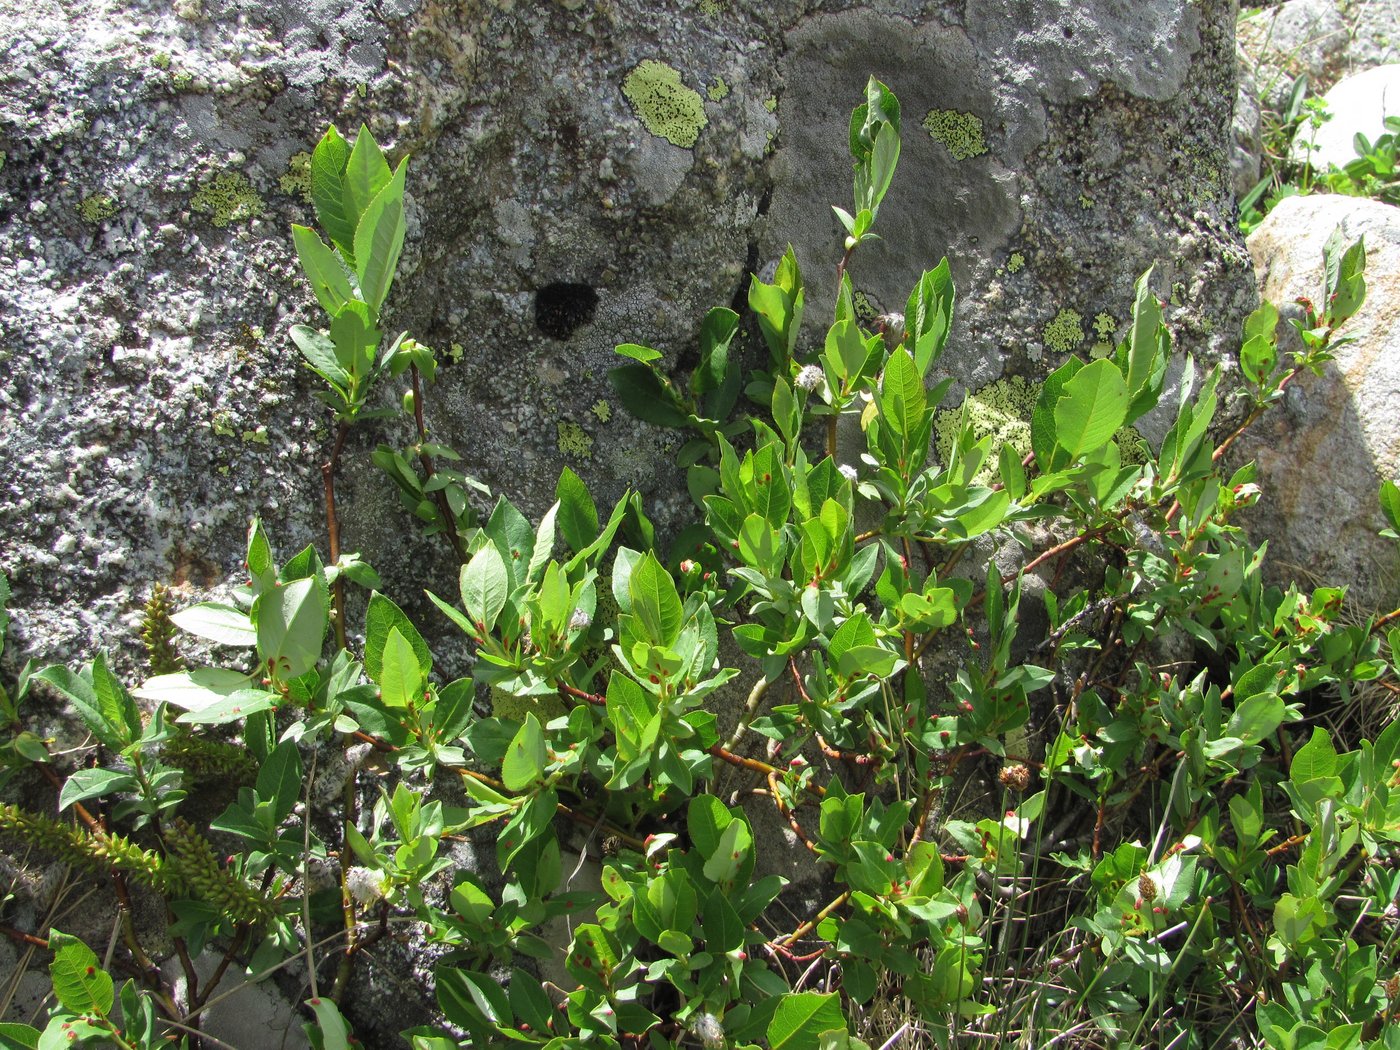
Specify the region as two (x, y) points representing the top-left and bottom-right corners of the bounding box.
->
(534, 282), (598, 340)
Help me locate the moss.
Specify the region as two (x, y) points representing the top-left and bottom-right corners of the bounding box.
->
(591, 400), (612, 423)
(921, 109), (987, 161)
(79, 192), (119, 224)
(623, 60), (708, 148)
(1006, 252), (1025, 274)
(933, 376), (1039, 483)
(170, 70), (195, 92)
(558, 421), (594, 459)
(279, 151), (313, 202)
(707, 77), (729, 103)
(191, 172), (263, 228)
(1042, 308), (1084, 355)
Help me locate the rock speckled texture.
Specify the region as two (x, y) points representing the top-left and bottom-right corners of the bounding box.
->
(1238, 194), (1400, 609)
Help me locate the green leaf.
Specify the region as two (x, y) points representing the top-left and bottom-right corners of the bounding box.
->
(0, 1022), (40, 1050)
(1053, 358), (1129, 459)
(1322, 229), (1366, 326)
(176, 688), (280, 726)
(257, 740), (303, 825)
(292, 225), (355, 317)
(614, 343), (663, 363)
(437, 968), (510, 1034)
(628, 553), (683, 648)
(171, 602), (256, 647)
(502, 713), (547, 791)
(133, 667), (253, 710)
(1031, 356), (1084, 472)
(904, 259), (955, 374)
(1379, 479), (1400, 533)
(460, 546), (509, 634)
(329, 300), (378, 379)
(33, 665), (124, 751)
(694, 307), (741, 399)
(378, 627), (424, 710)
(1122, 267), (1169, 422)
(1227, 691), (1285, 745)
(59, 768), (138, 812)
(767, 992), (845, 1050)
(361, 594), (430, 688)
(305, 997), (355, 1050)
(354, 158), (408, 312)
(310, 125), (355, 259)
(688, 794), (733, 862)
(1291, 726), (1338, 782)
(555, 467), (600, 552)
(878, 347), (926, 453)
(702, 818), (753, 884)
(255, 577), (328, 681)
(47, 930), (113, 1017)
(342, 124), (393, 233)
(609, 364), (688, 427)
(290, 325), (349, 390)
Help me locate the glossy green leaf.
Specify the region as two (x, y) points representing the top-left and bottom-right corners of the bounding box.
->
(378, 627), (423, 709)
(354, 158), (407, 313)
(171, 602), (256, 647)
(628, 553), (682, 648)
(767, 992), (845, 1050)
(255, 577), (328, 681)
(614, 343), (663, 363)
(310, 125), (354, 258)
(555, 467), (599, 552)
(292, 225), (355, 316)
(47, 930), (113, 1016)
(1053, 358), (1129, 459)
(342, 124), (393, 232)
(460, 546), (509, 634)
(502, 713), (547, 792)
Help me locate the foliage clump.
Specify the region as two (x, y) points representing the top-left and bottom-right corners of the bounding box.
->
(1, 81), (1398, 1050)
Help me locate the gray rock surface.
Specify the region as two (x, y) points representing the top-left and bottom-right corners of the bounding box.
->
(1289, 62), (1400, 169)
(1237, 194), (1400, 609)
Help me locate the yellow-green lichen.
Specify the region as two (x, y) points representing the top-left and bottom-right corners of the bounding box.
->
(1042, 308), (1084, 355)
(240, 426), (269, 444)
(558, 421), (594, 459)
(150, 52), (172, 70)
(933, 376), (1039, 483)
(1078, 193), (1094, 210)
(922, 109), (987, 161)
(170, 69), (196, 92)
(1091, 312), (1117, 359)
(210, 412), (236, 438)
(851, 290), (879, 326)
(191, 172), (263, 228)
(1006, 252), (1025, 274)
(448, 342), (465, 365)
(491, 687), (567, 724)
(79, 193), (119, 224)
(591, 400), (612, 423)
(707, 77), (729, 102)
(763, 95), (778, 113)
(697, 0), (721, 13)
(279, 151), (312, 202)
(623, 60), (708, 148)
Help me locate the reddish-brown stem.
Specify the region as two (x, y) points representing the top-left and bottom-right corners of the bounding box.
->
(0, 923), (48, 948)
